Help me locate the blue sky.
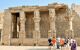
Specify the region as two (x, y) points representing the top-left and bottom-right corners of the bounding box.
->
(0, 0), (80, 11)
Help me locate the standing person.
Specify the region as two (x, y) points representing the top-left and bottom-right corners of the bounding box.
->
(70, 37), (74, 45)
(60, 38), (65, 47)
(56, 37), (60, 49)
(66, 38), (70, 47)
(71, 40), (77, 50)
(64, 38), (69, 47)
(52, 37), (56, 46)
(48, 37), (53, 50)
(52, 37), (56, 50)
(48, 37), (53, 46)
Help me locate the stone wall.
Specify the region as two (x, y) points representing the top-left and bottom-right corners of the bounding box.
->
(0, 12), (3, 29)
(1, 3), (80, 46)
(55, 9), (69, 38)
(71, 4), (80, 45)
(0, 12), (4, 44)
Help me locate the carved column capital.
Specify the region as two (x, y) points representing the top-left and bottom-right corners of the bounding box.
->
(49, 9), (55, 17)
(49, 9), (56, 22)
(20, 11), (26, 23)
(33, 9), (41, 23)
(34, 9), (40, 17)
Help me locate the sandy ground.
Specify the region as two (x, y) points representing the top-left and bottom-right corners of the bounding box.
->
(0, 46), (79, 50)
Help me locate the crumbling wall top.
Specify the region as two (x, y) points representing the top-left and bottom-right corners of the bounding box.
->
(6, 3), (68, 13)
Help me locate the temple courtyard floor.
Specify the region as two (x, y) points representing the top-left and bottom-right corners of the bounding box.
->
(0, 46), (79, 50)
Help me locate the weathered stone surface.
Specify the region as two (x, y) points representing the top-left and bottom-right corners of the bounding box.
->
(49, 9), (56, 37)
(2, 10), (12, 45)
(33, 9), (40, 45)
(0, 3), (80, 46)
(19, 11), (26, 45)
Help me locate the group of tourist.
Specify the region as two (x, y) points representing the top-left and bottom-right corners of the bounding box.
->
(48, 37), (77, 50)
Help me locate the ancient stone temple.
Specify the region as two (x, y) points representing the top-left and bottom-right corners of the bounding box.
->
(1, 3), (80, 46)
(0, 13), (3, 44)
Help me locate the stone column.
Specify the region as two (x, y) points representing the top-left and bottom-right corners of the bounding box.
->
(69, 15), (74, 38)
(33, 9), (40, 46)
(19, 11), (25, 45)
(68, 9), (75, 38)
(49, 9), (56, 38)
(2, 9), (12, 45)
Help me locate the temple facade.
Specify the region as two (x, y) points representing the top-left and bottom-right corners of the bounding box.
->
(0, 3), (80, 46)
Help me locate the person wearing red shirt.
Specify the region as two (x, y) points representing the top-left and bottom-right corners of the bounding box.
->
(52, 37), (56, 46)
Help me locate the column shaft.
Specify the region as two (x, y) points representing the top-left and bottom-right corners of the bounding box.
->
(69, 20), (73, 30)
(2, 10), (12, 45)
(49, 9), (56, 38)
(19, 11), (25, 45)
(69, 17), (74, 38)
(33, 9), (40, 45)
